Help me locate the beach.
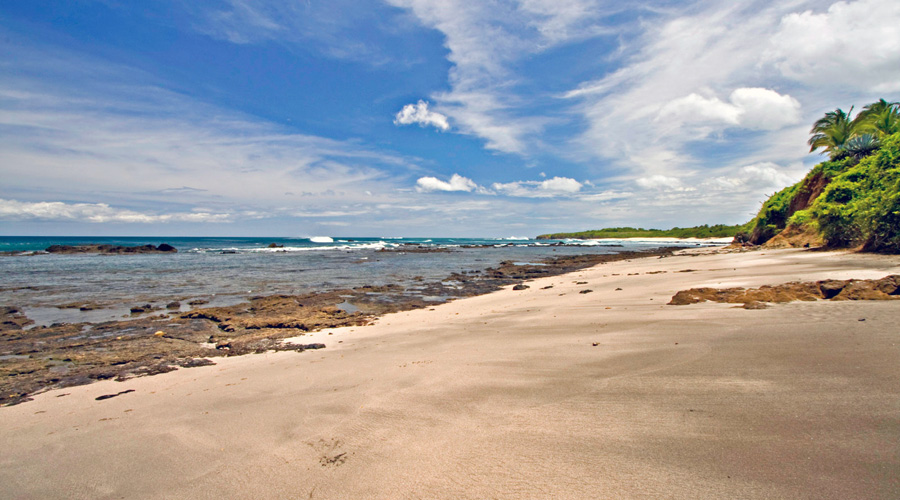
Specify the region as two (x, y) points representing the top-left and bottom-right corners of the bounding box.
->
(2, 247), (899, 499)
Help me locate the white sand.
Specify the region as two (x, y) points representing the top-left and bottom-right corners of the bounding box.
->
(2, 248), (899, 499)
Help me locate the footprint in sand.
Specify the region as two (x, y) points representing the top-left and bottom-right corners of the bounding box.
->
(308, 438), (349, 468)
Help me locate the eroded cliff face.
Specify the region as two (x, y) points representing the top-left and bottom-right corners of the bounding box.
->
(748, 171), (830, 246)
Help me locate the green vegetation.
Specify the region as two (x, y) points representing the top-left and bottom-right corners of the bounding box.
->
(536, 225), (745, 240)
(743, 98), (900, 252)
(808, 99), (899, 160)
(809, 131), (900, 252)
(545, 98), (900, 253)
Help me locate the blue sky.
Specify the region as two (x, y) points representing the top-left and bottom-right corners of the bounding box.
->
(1, 0), (899, 237)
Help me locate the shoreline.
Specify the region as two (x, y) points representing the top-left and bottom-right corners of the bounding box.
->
(2, 247), (899, 498)
(0, 247), (680, 406)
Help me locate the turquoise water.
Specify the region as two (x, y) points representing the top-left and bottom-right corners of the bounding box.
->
(0, 236), (719, 325)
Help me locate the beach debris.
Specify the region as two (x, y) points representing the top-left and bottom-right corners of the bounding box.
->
(615, 288), (623, 291)
(541, 285), (553, 289)
(580, 289), (594, 294)
(512, 284), (530, 290)
(154, 331), (166, 337)
(95, 389), (135, 401)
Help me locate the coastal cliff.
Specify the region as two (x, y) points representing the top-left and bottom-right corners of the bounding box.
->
(745, 130), (900, 252)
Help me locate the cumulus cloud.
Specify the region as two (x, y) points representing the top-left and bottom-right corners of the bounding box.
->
(766, 0), (900, 92)
(0, 199), (231, 223)
(492, 176), (583, 197)
(656, 88), (801, 134)
(415, 174), (478, 192)
(394, 100), (450, 131)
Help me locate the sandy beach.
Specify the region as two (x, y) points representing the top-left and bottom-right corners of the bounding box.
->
(2, 247), (899, 499)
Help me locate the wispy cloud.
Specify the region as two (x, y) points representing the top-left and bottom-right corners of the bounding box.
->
(385, 0), (630, 154)
(0, 199), (231, 224)
(565, 0), (900, 180)
(492, 176), (583, 197)
(0, 59), (416, 219)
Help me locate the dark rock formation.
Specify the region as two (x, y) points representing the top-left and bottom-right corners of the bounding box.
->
(45, 244), (177, 254)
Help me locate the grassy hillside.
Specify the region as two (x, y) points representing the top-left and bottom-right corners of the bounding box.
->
(536, 225), (745, 240)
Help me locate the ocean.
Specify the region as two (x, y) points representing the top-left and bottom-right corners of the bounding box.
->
(0, 236), (722, 326)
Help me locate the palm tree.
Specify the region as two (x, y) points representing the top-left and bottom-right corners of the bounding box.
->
(808, 107), (858, 159)
(854, 98), (900, 137)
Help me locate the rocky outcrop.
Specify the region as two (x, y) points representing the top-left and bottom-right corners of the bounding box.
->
(762, 225), (825, 249)
(668, 275), (900, 306)
(45, 244), (178, 254)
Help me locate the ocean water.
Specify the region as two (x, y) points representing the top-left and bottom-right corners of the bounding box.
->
(0, 236), (722, 326)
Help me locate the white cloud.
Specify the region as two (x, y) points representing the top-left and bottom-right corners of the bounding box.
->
(563, 1), (858, 185)
(656, 87), (801, 134)
(386, 0), (624, 154)
(766, 0), (900, 92)
(0, 73), (415, 219)
(539, 176), (583, 193)
(707, 162), (800, 191)
(415, 174), (478, 192)
(636, 175), (683, 190)
(394, 100), (450, 131)
(492, 176), (582, 197)
(729, 88), (801, 130)
(0, 199), (231, 223)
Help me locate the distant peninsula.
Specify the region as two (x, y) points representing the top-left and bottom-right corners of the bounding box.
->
(536, 225), (743, 240)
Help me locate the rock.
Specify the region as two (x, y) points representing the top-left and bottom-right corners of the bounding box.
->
(579, 289), (594, 294)
(833, 280), (895, 301)
(130, 304), (153, 314)
(267, 243), (284, 248)
(818, 280), (849, 299)
(166, 301), (181, 309)
(512, 284), (529, 291)
(671, 276), (900, 308)
(45, 244), (177, 254)
(0, 306), (34, 331)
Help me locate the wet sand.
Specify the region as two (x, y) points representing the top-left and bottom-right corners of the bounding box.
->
(1, 248), (899, 499)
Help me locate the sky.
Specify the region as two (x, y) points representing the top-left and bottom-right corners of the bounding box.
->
(1, 0), (899, 237)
